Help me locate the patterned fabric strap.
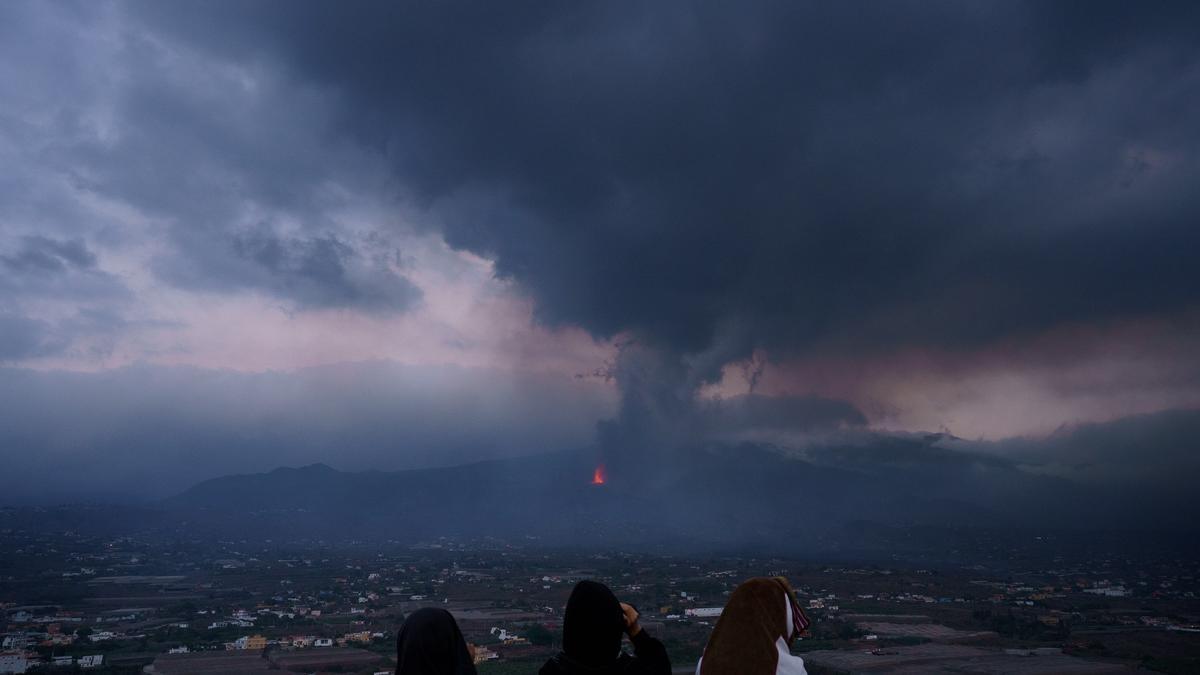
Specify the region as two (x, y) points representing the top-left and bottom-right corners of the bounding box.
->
(787, 592), (811, 637)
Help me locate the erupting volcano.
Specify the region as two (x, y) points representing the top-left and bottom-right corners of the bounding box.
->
(591, 464), (606, 485)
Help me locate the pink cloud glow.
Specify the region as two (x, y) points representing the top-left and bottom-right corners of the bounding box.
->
(26, 233), (617, 381)
(702, 312), (1200, 439)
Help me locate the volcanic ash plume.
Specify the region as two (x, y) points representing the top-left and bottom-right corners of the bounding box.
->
(595, 332), (754, 482)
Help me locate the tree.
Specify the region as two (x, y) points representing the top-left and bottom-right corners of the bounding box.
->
(524, 623), (554, 647)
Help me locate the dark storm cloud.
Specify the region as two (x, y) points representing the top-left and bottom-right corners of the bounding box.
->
(0, 1), (420, 316)
(135, 0), (1200, 362)
(2, 0), (1196, 494)
(703, 394), (867, 433)
(231, 233), (419, 312)
(0, 234), (125, 298)
(2, 236), (96, 273)
(981, 408), (1200, 490)
(0, 315), (64, 361)
(159, 230), (421, 312)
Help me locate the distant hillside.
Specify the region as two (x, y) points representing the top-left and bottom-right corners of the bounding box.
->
(155, 437), (1194, 551)
(1, 436), (1192, 562)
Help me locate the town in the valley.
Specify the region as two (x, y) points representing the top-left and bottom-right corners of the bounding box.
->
(1, 527), (1197, 674)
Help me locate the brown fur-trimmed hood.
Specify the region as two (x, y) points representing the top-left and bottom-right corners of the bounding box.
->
(698, 577), (809, 675)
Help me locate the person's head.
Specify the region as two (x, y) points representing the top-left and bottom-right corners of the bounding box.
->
(395, 607), (478, 675)
(698, 577), (809, 675)
(562, 580), (625, 666)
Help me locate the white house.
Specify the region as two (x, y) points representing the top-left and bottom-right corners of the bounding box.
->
(0, 653), (30, 674)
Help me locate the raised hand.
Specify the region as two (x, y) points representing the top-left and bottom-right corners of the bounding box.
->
(620, 602), (642, 637)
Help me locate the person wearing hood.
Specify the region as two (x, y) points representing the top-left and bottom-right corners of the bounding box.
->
(695, 577), (811, 675)
(539, 580), (671, 675)
(395, 607), (478, 675)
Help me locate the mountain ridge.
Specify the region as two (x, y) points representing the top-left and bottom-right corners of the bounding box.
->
(158, 438), (1196, 550)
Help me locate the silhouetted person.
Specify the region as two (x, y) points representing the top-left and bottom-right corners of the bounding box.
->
(540, 580), (671, 675)
(396, 607), (478, 675)
(695, 577), (810, 675)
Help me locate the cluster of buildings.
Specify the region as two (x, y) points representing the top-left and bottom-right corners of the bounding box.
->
(3, 528), (1198, 673)
(0, 652), (102, 674)
(1, 621), (106, 673)
(219, 629), (385, 651)
(489, 626), (528, 645)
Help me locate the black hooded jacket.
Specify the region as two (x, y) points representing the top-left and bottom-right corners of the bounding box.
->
(396, 607), (478, 675)
(539, 581), (671, 675)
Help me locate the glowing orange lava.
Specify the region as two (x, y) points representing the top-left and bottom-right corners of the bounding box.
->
(592, 464), (606, 485)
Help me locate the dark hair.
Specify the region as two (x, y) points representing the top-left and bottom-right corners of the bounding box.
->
(562, 580), (625, 666)
(395, 607), (478, 675)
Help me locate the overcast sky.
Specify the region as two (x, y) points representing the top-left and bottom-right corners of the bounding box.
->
(2, 1), (1198, 500)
